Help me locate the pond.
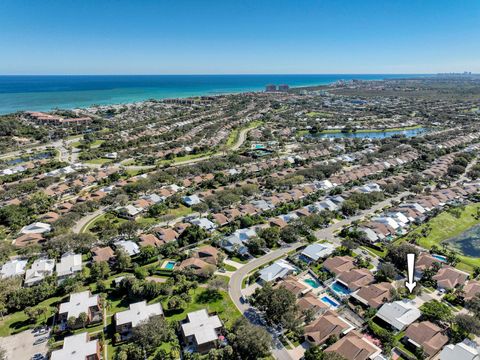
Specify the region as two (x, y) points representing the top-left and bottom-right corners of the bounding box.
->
(308, 127), (426, 139)
(6, 152), (52, 165)
(444, 224), (480, 258)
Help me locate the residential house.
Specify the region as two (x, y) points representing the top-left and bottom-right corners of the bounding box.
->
(352, 282), (393, 309)
(190, 218), (216, 231)
(463, 280), (480, 302)
(24, 258), (55, 286)
(440, 340), (480, 360)
(114, 240), (140, 256)
(1, 259), (28, 279)
(297, 292), (329, 317)
(58, 291), (102, 329)
(323, 256), (355, 276)
(337, 268), (374, 292)
(180, 309), (224, 354)
(20, 221), (51, 234)
(178, 258), (214, 277)
(258, 259), (296, 283)
(404, 321), (449, 358)
(91, 246), (115, 263)
(183, 195), (201, 207)
(139, 233), (163, 248)
(415, 253), (443, 280)
(433, 266), (469, 290)
(56, 253), (82, 282)
(50, 332), (101, 360)
(300, 243), (336, 263)
(14, 233), (45, 247)
(115, 301), (163, 337)
(274, 275), (311, 297)
(304, 310), (355, 346)
(324, 331), (382, 360)
(375, 300), (421, 331)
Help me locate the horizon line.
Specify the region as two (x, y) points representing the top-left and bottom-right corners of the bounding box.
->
(0, 72), (445, 77)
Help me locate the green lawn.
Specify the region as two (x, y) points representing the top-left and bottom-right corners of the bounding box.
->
(159, 287), (241, 329)
(398, 203), (480, 272)
(222, 263), (237, 272)
(0, 295), (65, 336)
(360, 245), (387, 258)
(84, 158), (112, 165)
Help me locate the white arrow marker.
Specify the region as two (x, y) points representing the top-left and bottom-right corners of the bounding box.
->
(405, 253), (417, 293)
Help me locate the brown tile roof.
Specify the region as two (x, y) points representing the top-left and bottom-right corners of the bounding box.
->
(415, 253), (441, 274)
(432, 266), (469, 289)
(195, 245), (219, 265)
(464, 280), (480, 301)
(325, 331), (379, 360)
(354, 282), (393, 308)
(304, 310), (352, 346)
(297, 292), (329, 315)
(405, 321), (448, 357)
(91, 246), (115, 263)
(337, 268), (374, 291)
(274, 276), (310, 297)
(139, 234), (163, 247)
(323, 256), (355, 276)
(14, 233), (45, 247)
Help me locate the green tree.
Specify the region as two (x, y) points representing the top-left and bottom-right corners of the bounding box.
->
(230, 317), (272, 360)
(420, 300), (453, 323)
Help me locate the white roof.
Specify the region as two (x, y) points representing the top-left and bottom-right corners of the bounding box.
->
(115, 301), (163, 327)
(181, 309), (223, 345)
(114, 240), (140, 256)
(440, 341), (480, 360)
(59, 291), (99, 319)
(376, 300), (421, 331)
(183, 194), (201, 205)
(1, 259), (28, 278)
(20, 221), (51, 234)
(56, 253), (82, 277)
(50, 333), (98, 360)
(24, 258), (55, 285)
(190, 218), (216, 230)
(259, 259), (296, 282)
(301, 243), (335, 261)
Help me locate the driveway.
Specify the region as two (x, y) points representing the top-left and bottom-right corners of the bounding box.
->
(0, 329), (49, 360)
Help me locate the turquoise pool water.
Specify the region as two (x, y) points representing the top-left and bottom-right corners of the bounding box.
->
(432, 254), (447, 262)
(304, 278), (321, 288)
(321, 295), (340, 308)
(164, 261), (176, 270)
(330, 281), (351, 296)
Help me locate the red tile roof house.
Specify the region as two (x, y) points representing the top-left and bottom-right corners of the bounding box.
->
(154, 228), (179, 243)
(194, 245), (220, 266)
(274, 275), (311, 298)
(139, 233), (163, 248)
(403, 321), (449, 358)
(297, 292), (329, 317)
(463, 280), (480, 301)
(432, 266), (469, 290)
(14, 233), (45, 247)
(337, 268), (375, 292)
(91, 246), (115, 263)
(323, 256), (356, 277)
(414, 253), (443, 280)
(324, 330), (382, 360)
(351, 282), (393, 309)
(304, 310), (355, 346)
(212, 213), (229, 226)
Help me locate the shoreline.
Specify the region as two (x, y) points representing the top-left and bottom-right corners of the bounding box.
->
(0, 74), (416, 115)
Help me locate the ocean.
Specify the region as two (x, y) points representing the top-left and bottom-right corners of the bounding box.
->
(0, 74), (421, 115)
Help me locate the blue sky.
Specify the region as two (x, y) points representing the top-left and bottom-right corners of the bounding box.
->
(0, 0), (479, 74)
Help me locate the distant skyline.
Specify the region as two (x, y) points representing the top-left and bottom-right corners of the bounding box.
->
(1, 0), (479, 75)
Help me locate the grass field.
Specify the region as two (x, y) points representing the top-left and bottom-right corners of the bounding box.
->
(397, 203), (480, 272)
(225, 120), (263, 148)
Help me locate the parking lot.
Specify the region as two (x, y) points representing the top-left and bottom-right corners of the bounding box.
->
(0, 329), (48, 360)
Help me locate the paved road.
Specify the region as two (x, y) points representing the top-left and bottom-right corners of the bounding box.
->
(228, 191), (410, 360)
(72, 207), (107, 233)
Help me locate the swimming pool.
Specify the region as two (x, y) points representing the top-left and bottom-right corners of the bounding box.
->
(330, 281), (351, 296)
(163, 261), (176, 270)
(303, 278), (321, 289)
(432, 254), (447, 262)
(321, 295), (340, 309)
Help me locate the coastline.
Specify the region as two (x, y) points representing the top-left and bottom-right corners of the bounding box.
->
(0, 74), (417, 115)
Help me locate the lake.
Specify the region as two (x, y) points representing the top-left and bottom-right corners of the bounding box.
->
(444, 224), (480, 258)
